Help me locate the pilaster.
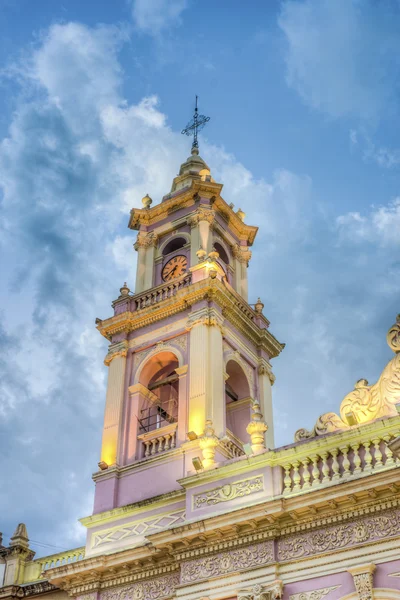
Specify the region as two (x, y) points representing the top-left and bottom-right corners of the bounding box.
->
(348, 564), (376, 600)
(187, 306), (225, 437)
(258, 359), (276, 449)
(100, 341), (128, 467)
(134, 231), (157, 293)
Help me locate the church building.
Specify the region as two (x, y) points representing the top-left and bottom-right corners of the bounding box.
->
(1, 109), (400, 600)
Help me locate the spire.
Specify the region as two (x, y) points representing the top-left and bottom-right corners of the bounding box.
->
(10, 523), (29, 550)
(181, 95), (210, 153)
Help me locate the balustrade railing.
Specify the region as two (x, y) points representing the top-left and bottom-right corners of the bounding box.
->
(281, 432), (398, 496)
(137, 423), (178, 458)
(133, 273), (192, 311)
(222, 429), (246, 458)
(23, 547), (85, 581)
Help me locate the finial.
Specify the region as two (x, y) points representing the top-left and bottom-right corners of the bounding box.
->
(142, 194), (152, 209)
(196, 246), (207, 262)
(236, 208), (245, 221)
(119, 282), (130, 296)
(181, 95), (210, 152)
(254, 298), (264, 314)
(208, 246), (219, 262)
(10, 523), (29, 548)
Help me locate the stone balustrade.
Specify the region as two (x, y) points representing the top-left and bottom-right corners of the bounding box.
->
(222, 429), (246, 458)
(133, 273), (192, 311)
(137, 423), (178, 458)
(281, 430), (398, 496)
(23, 547), (85, 581)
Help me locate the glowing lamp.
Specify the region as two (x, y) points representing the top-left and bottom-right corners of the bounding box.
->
(98, 460), (109, 471)
(187, 431), (198, 441)
(192, 457), (203, 472)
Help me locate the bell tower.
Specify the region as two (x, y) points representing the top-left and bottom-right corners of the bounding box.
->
(93, 106), (284, 516)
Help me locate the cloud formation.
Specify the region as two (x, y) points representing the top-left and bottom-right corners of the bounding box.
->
(0, 10), (399, 555)
(279, 0), (400, 120)
(131, 0), (188, 35)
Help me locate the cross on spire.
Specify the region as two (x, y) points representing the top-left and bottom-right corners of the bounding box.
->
(181, 95), (210, 151)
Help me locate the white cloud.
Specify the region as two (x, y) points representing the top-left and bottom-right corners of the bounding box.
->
(131, 0), (188, 35)
(350, 129), (400, 168)
(279, 0), (400, 120)
(337, 198), (400, 245)
(1, 14), (399, 554)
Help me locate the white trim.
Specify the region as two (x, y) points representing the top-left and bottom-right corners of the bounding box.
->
(158, 232), (191, 256)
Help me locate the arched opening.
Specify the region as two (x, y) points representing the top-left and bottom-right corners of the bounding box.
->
(214, 241), (229, 265)
(138, 351), (179, 433)
(225, 359), (251, 443)
(162, 236), (186, 256)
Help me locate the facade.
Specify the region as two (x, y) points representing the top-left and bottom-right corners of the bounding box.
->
(1, 144), (400, 600)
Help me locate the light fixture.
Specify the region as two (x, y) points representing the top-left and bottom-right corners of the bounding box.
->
(345, 411), (358, 426)
(98, 460), (109, 471)
(187, 431), (198, 441)
(192, 457), (203, 472)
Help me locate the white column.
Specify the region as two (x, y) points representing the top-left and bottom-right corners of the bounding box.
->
(258, 361), (275, 449)
(187, 308), (225, 438)
(100, 342), (128, 466)
(233, 245), (251, 300)
(134, 231), (157, 293)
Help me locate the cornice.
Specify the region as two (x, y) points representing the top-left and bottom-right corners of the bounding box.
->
(97, 278), (284, 358)
(127, 181), (258, 245)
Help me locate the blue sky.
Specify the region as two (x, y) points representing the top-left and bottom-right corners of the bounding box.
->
(0, 0), (399, 554)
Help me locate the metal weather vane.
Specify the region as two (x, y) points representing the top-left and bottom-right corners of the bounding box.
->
(181, 95), (210, 150)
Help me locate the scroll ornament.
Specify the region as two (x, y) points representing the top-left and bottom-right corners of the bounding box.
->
(295, 315), (400, 440)
(238, 581), (283, 600)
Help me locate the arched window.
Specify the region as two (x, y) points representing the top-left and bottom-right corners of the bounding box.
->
(225, 359), (251, 443)
(138, 352), (179, 433)
(162, 237), (186, 256)
(214, 241), (229, 265)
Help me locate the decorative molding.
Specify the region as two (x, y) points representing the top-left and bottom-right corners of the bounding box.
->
(258, 360), (276, 385)
(348, 564), (376, 600)
(134, 231), (158, 250)
(233, 244), (252, 265)
(289, 586), (340, 600)
(193, 475), (264, 509)
(296, 314), (400, 440)
(186, 307), (224, 333)
(238, 581), (283, 600)
(92, 509), (186, 549)
(101, 573), (179, 600)
(187, 207), (215, 227)
(104, 341), (128, 366)
(180, 541), (274, 584)
(278, 508), (400, 561)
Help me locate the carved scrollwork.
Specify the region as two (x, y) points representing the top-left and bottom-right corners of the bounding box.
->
(187, 207), (215, 227)
(387, 314), (400, 353)
(238, 581), (283, 600)
(295, 315), (400, 439)
(134, 231), (158, 250)
(233, 244), (252, 265)
(193, 475), (264, 509)
(101, 573), (179, 600)
(181, 541), (274, 584)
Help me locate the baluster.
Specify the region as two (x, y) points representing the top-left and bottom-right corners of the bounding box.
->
(283, 465), (292, 495)
(151, 439), (157, 455)
(144, 441), (151, 457)
(372, 438), (383, 469)
(353, 442), (362, 474)
(302, 459), (311, 489)
(158, 436), (164, 453)
(311, 455), (320, 486)
(331, 448), (340, 480)
(363, 441), (373, 472)
(164, 434), (171, 451)
(292, 461), (301, 492)
(321, 451), (330, 483)
(341, 445), (351, 478)
(382, 434), (395, 467)
(171, 431), (176, 448)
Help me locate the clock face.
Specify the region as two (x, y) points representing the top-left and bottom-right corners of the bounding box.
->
(162, 255), (188, 281)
